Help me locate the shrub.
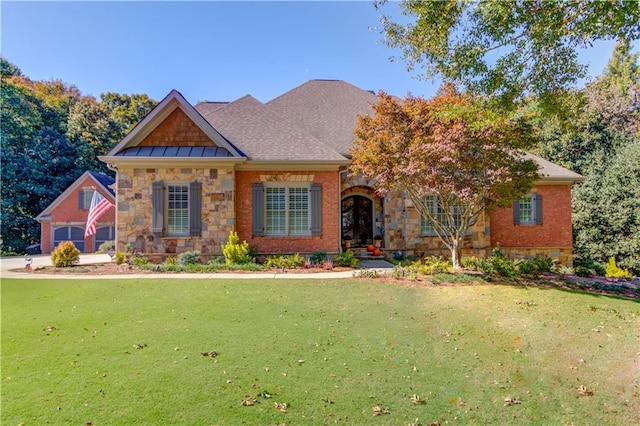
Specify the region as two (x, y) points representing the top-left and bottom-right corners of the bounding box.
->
(353, 269), (379, 279)
(222, 231), (254, 265)
(516, 256), (553, 277)
(334, 250), (359, 267)
(131, 252), (149, 266)
(321, 260), (334, 270)
(164, 256), (178, 265)
(417, 256), (453, 275)
(605, 257), (633, 279)
(114, 251), (126, 265)
(575, 265), (593, 278)
(97, 240), (114, 254)
(310, 251), (328, 265)
(51, 241), (80, 267)
(178, 250), (201, 266)
(264, 253), (305, 269)
(477, 253), (518, 279)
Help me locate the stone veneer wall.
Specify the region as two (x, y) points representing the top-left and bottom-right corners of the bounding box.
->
(381, 190), (491, 254)
(116, 166), (235, 256)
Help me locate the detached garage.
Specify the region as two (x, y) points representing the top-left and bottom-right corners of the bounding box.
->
(35, 171), (116, 254)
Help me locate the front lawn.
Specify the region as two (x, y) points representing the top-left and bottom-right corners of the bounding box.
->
(2, 278), (638, 424)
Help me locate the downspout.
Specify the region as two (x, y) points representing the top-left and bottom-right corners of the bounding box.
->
(339, 166), (349, 251)
(106, 163), (119, 252)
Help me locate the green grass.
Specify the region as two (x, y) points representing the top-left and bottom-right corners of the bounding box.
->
(2, 278), (638, 425)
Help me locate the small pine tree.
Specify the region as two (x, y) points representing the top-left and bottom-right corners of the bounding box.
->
(605, 257), (633, 279)
(51, 241), (80, 267)
(222, 231), (254, 265)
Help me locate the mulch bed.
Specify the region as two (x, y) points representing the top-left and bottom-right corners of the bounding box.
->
(12, 263), (639, 300)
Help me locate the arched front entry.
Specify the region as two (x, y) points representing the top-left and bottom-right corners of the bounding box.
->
(341, 195), (374, 246)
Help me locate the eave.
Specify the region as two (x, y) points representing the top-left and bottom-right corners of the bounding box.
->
(99, 156), (247, 169)
(235, 159), (351, 171)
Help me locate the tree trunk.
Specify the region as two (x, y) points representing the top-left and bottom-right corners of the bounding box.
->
(450, 239), (463, 271)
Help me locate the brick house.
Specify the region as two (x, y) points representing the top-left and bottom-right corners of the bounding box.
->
(35, 171), (116, 254)
(100, 80), (583, 264)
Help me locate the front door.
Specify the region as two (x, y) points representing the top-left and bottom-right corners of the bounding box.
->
(341, 195), (373, 246)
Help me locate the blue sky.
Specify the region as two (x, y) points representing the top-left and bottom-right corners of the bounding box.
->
(2, 1), (619, 105)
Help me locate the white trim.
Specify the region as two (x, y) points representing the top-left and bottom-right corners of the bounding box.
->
(264, 184), (311, 237)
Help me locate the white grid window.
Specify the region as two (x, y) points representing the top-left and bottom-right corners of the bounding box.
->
(167, 184), (189, 235)
(266, 186), (310, 236)
(421, 195), (461, 235)
(518, 198), (533, 224)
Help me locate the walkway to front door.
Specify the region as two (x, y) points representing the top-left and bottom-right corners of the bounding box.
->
(341, 195), (373, 246)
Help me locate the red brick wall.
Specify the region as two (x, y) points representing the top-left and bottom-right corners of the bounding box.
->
(139, 108), (213, 147)
(40, 175), (116, 253)
(490, 185), (573, 248)
(236, 171), (341, 253)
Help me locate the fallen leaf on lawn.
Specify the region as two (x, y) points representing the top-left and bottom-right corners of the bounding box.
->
(577, 385), (593, 396)
(200, 350), (218, 358)
(273, 402), (289, 412)
(133, 343), (147, 349)
(411, 394), (427, 405)
(43, 326), (58, 332)
(241, 396), (257, 406)
(258, 391), (272, 399)
(372, 406), (390, 416)
(503, 396), (521, 406)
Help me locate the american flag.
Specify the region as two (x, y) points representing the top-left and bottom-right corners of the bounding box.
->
(84, 190), (114, 237)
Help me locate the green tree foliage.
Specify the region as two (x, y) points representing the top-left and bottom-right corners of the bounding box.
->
(532, 40), (640, 273)
(0, 57), (156, 253)
(573, 141), (640, 274)
(377, 0), (640, 107)
(351, 85), (539, 269)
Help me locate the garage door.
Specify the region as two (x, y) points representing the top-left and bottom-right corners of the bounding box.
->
(53, 226), (85, 253)
(94, 226), (115, 252)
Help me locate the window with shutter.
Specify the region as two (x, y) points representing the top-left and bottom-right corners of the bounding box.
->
(514, 194), (543, 225)
(255, 183), (318, 237)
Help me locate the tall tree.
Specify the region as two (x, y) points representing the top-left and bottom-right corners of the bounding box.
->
(0, 58), (156, 253)
(377, 0), (640, 107)
(533, 39), (640, 272)
(351, 86), (539, 269)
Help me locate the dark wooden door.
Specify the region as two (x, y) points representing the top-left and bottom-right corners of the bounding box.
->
(341, 195), (373, 246)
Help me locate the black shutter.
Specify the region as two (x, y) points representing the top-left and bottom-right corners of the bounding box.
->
(79, 190), (85, 209)
(310, 183), (322, 236)
(152, 181), (164, 237)
(252, 183), (265, 236)
(189, 181), (202, 236)
(533, 194), (543, 225)
(513, 200), (521, 225)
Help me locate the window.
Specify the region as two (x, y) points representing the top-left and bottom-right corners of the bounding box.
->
(79, 189), (95, 210)
(167, 184), (189, 235)
(265, 186), (310, 236)
(514, 194), (543, 225)
(152, 181), (202, 237)
(420, 195), (461, 236)
(253, 183), (321, 237)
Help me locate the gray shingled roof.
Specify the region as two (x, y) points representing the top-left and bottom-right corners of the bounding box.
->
(266, 80), (377, 156)
(194, 101), (229, 116)
(525, 153), (584, 181)
(199, 95), (347, 162)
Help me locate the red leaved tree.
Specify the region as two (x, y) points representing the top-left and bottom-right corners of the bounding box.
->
(351, 85), (539, 269)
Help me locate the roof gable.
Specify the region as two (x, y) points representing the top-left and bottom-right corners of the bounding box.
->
(36, 171), (115, 220)
(104, 90), (244, 158)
